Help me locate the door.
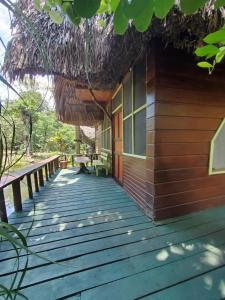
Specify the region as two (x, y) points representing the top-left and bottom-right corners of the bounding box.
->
(113, 109), (123, 184)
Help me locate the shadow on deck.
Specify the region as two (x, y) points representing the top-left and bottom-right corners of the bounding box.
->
(1, 168), (225, 299)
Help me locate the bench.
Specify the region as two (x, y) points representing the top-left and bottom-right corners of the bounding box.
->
(93, 152), (109, 176)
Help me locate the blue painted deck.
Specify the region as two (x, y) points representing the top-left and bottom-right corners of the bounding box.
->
(1, 168), (225, 299)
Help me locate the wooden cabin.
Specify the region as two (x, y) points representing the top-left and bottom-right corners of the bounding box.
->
(4, 5), (225, 220)
(92, 41), (225, 220)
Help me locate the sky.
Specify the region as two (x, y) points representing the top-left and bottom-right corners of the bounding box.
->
(0, 4), (54, 107)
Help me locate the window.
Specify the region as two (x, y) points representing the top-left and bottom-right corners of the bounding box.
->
(134, 61), (146, 110)
(112, 87), (122, 113)
(101, 107), (111, 150)
(209, 118), (225, 175)
(123, 59), (147, 158)
(123, 73), (132, 117)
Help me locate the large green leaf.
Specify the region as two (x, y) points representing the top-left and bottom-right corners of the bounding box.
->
(154, 0), (174, 19)
(49, 11), (63, 24)
(180, 0), (207, 14)
(215, 0), (225, 8)
(197, 61), (213, 69)
(216, 47), (225, 63)
(195, 45), (219, 58)
(125, 0), (151, 19)
(110, 0), (120, 11)
(65, 3), (81, 25)
(114, 0), (128, 34)
(204, 29), (225, 44)
(74, 0), (101, 18)
(133, 0), (154, 32)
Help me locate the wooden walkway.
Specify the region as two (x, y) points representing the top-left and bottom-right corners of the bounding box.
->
(1, 168), (225, 299)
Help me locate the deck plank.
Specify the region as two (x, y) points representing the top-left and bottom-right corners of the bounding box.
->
(1, 168), (225, 300)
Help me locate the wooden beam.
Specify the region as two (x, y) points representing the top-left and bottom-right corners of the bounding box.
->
(0, 189), (8, 222)
(12, 180), (22, 212)
(38, 168), (44, 187)
(34, 172), (39, 192)
(26, 174), (33, 199)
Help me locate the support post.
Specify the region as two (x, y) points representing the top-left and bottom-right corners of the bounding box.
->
(38, 168), (44, 187)
(48, 163), (52, 177)
(26, 174), (33, 199)
(12, 180), (22, 212)
(71, 155), (74, 167)
(45, 164), (49, 181)
(0, 189), (8, 222)
(34, 172), (39, 192)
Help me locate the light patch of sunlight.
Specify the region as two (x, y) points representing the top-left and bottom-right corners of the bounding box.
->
(203, 275), (213, 290)
(156, 249), (169, 261)
(77, 223), (84, 228)
(201, 252), (223, 267)
(89, 221), (94, 225)
(170, 245), (185, 255)
(105, 218), (109, 221)
(31, 235), (46, 242)
(205, 244), (224, 256)
(97, 211), (102, 215)
(53, 213), (60, 219)
(59, 223), (66, 231)
(141, 237), (146, 241)
(182, 243), (195, 251)
(219, 280), (225, 297)
(34, 222), (42, 228)
(67, 178), (80, 184)
(118, 216), (122, 219)
(88, 216), (93, 219)
(127, 230), (133, 235)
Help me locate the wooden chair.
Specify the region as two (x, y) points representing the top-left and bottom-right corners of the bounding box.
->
(93, 152), (109, 176)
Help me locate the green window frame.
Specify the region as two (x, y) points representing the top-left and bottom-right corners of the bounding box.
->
(209, 118), (225, 175)
(123, 68), (147, 159)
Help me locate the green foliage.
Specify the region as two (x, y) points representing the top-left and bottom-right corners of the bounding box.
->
(180, 0), (207, 14)
(36, 0), (225, 35)
(74, 0), (101, 18)
(195, 26), (225, 74)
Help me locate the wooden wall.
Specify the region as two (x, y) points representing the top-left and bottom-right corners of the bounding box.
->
(122, 54), (155, 219)
(153, 43), (225, 220)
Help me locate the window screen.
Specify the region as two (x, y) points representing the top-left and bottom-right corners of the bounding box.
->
(134, 109), (146, 156)
(212, 121), (225, 171)
(123, 73), (132, 117)
(134, 60), (146, 110)
(123, 117), (132, 154)
(112, 88), (122, 112)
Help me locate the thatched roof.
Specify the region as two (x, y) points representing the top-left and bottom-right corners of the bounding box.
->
(3, 1), (225, 125)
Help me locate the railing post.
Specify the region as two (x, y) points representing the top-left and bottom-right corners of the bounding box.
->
(34, 172), (39, 192)
(45, 164), (49, 181)
(72, 155), (74, 167)
(38, 168), (44, 187)
(26, 174), (33, 199)
(48, 163), (52, 177)
(0, 189), (8, 223)
(12, 180), (22, 212)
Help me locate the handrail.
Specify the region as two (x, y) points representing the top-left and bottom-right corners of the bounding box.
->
(0, 155), (60, 223)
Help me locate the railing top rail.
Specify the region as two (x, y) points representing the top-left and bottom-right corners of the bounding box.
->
(0, 155), (60, 189)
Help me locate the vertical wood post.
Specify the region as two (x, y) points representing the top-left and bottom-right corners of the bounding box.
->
(34, 172), (39, 192)
(0, 189), (8, 222)
(26, 174), (33, 199)
(48, 163), (52, 177)
(45, 164), (49, 181)
(12, 180), (22, 212)
(52, 161), (55, 174)
(38, 168), (44, 187)
(71, 155), (74, 167)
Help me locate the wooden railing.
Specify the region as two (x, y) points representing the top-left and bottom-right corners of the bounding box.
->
(0, 155), (60, 223)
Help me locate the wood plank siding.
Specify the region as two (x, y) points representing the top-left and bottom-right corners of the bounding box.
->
(153, 43), (225, 220)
